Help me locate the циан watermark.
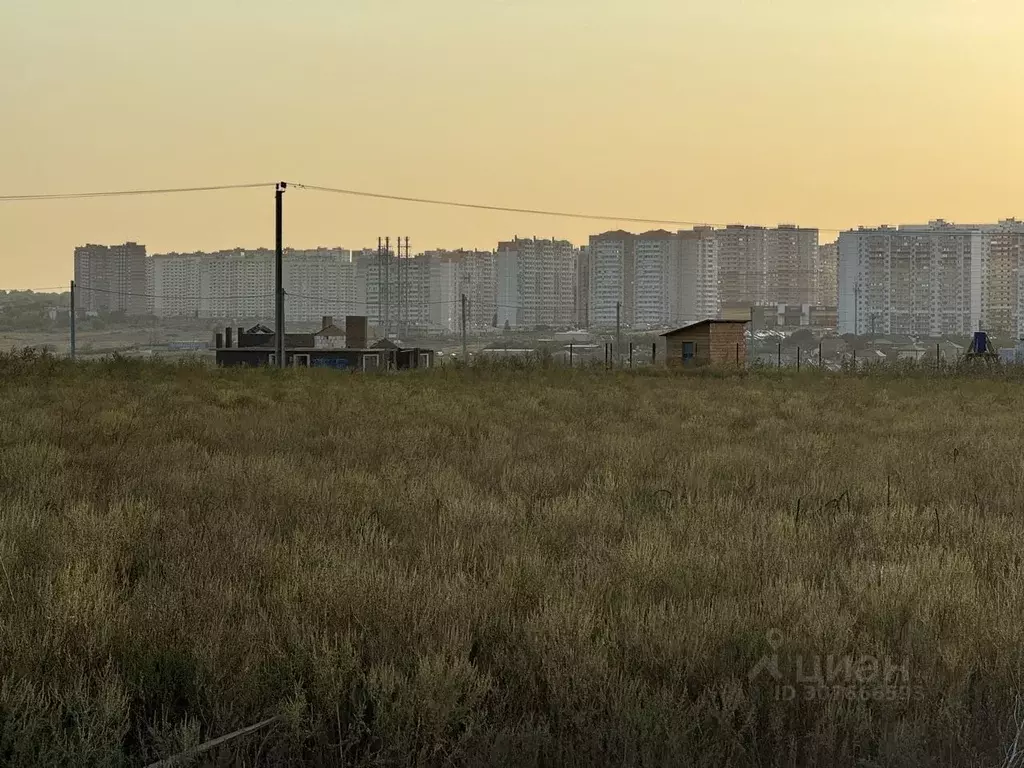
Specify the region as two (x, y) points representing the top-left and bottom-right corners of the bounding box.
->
(748, 629), (924, 703)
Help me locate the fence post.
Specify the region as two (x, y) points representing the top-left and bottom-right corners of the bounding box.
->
(569, 342), (574, 367)
(629, 342), (633, 369)
(852, 349), (857, 370)
(652, 342), (657, 365)
(818, 342), (822, 368)
(777, 342), (782, 368)
(936, 343), (940, 370)
(797, 346), (801, 371)
(736, 343), (740, 367)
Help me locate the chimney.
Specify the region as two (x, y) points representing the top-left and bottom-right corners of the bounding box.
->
(346, 315), (367, 349)
(215, 332), (224, 349)
(225, 327), (234, 348)
(322, 316), (333, 330)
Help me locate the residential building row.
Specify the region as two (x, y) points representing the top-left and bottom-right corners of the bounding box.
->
(837, 219), (1024, 337)
(582, 225), (833, 329)
(73, 226), (841, 331)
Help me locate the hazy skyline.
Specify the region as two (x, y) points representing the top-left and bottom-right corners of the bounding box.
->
(4, 0), (1024, 288)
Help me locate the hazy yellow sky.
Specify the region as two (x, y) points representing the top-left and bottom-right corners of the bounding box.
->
(3, 0), (1023, 288)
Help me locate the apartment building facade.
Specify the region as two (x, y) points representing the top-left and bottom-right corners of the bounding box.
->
(587, 231), (634, 328)
(678, 227), (720, 324)
(575, 245), (590, 328)
(977, 220), (1024, 337)
(495, 238), (575, 329)
(768, 225), (818, 306)
(715, 225), (819, 308)
(816, 242), (839, 307)
(633, 231), (682, 327)
(837, 222), (979, 336)
(589, 229), (721, 329)
(74, 242), (148, 315)
(148, 247), (355, 322)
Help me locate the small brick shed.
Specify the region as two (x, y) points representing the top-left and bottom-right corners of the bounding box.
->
(659, 319), (748, 367)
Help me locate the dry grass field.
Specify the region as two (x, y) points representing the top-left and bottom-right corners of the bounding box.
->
(2, 352), (1024, 766)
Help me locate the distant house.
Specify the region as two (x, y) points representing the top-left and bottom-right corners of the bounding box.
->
(214, 315), (434, 371)
(313, 316), (346, 349)
(658, 319), (748, 367)
(895, 344), (927, 362)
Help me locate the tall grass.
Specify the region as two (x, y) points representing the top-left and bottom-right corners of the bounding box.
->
(1, 352), (1023, 766)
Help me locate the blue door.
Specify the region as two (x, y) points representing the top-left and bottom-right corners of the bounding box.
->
(682, 342), (695, 363)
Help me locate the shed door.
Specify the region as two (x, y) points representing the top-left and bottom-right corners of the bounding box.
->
(682, 341), (696, 362)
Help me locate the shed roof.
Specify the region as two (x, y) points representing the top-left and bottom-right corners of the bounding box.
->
(371, 338), (400, 350)
(660, 319), (749, 337)
(314, 324), (346, 337)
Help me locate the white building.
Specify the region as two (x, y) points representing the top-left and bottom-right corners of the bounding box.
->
(714, 224), (819, 309)
(633, 231), (681, 328)
(816, 241), (839, 307)
(495, 238), (575, 329)
(678, 227), (720, 323)
(838, 221), (980, 336)
(587, 232), (631, 329)
(147, 247), (355, 322)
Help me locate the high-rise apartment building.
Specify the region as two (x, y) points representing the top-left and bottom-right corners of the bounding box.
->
(575, 245), (590, 328)
(715, 225), (819, 309)
(816, 242), (839, 307)
(74, 242), (148, 315)
(633, 230), (682, 327)
(678, 227), (720, 323)
(768, 225), (818, 306)
(147, 247), (355, 322)
(838, 221), (979, 336)
(587, 231), (634, 328)
(495, 238), (575, 329)
(716, 225), (767, 307)
(589, 229), (718, 329)
(977, 220), (1024, 337)
(353, 247), (495, 334)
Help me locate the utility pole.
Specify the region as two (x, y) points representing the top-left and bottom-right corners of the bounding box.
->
(615, 300), (621, 369)
(275, 182), (286, 368)
(69, 279), (76, 360)
(461, 293), (467, 364)
(396, 235), (402, 338)
(380, 237), (387, 339)
(853, 283), (860, 336)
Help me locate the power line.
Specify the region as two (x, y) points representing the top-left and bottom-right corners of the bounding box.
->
(290, 181), (852, 233)
(290, 182), (716, 228)
(0, 182), (274, 202)
(0, 177), (850, 232)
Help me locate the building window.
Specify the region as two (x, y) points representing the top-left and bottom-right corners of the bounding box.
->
(682, 342), (696, 363)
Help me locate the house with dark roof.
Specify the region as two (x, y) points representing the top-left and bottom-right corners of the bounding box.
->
(214, 315), (434, 371)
